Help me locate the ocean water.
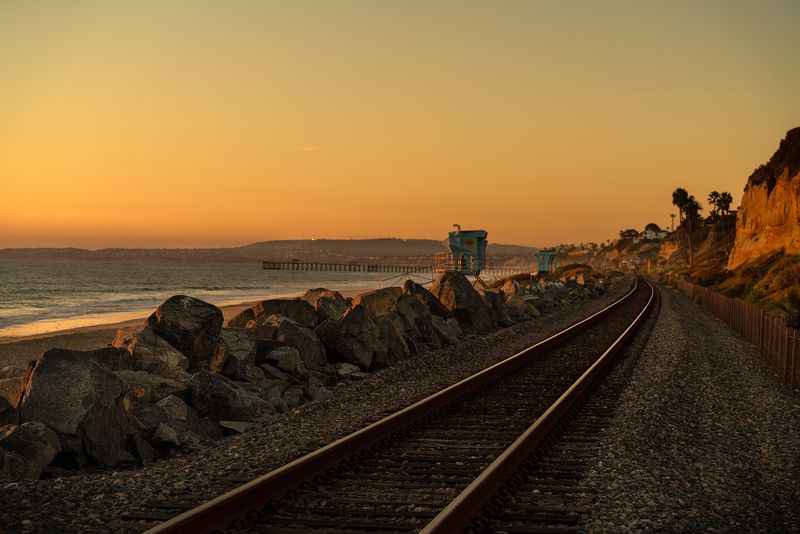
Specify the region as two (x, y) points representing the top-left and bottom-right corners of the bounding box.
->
(0, 260), (423, 339)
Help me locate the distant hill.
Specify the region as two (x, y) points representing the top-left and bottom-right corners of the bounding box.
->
(0, 239), (537, 264)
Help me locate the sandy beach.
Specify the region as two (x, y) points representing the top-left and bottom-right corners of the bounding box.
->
(0, 289), (369, 370)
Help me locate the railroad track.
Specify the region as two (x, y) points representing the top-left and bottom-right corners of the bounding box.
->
(143, 279), (656, 534)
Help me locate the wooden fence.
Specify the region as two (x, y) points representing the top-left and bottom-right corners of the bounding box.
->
(674, 279), (799, 385)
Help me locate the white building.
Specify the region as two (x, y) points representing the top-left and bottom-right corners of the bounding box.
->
(643, 223), (668, 241)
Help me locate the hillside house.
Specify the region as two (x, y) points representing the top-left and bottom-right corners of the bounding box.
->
(643, 223), (669, 240)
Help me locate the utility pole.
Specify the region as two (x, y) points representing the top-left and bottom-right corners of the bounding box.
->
(670, 213), (676, 232)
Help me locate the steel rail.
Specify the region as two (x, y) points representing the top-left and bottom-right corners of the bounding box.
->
(145, 279), (641, 534)
(421, 279), (656, 533)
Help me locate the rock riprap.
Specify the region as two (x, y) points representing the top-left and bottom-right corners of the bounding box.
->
(0, 275), (610, 482)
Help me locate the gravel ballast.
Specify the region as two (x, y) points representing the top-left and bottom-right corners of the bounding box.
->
(0, 280), (631, 534)
(585, 285), (800, 533)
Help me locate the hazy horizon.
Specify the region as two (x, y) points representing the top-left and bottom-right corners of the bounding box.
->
(0, 236), (541, 253)
(2, 2), (798, 249)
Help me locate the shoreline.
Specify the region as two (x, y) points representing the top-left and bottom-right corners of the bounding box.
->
(0, 301), (257, 345)
(0, 287), (373, 369)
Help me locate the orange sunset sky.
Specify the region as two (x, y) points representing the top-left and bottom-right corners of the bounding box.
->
(1, 2), (798, 249)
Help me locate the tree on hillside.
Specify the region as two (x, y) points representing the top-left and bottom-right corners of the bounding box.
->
(708, 191), (721, 219)
(685, 196), (702, 225)
(672, 187), (690, 223)
(719, 192), (732, 215)
(672, 187), (701, 268)
(708, 190), (733, 220)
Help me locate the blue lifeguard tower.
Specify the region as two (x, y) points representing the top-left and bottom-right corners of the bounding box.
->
(535, 248), (558, 275)
(446, 225), (488, 276)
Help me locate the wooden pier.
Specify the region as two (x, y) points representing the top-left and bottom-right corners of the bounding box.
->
(262, 261), (432, 273)
(262, 260), (523, 278)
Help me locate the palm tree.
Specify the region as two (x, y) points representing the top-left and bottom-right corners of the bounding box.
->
(708, 191), (721, 219)
(719, 192), (733, 216)
(672, 187), (701, 268)
(672, 188), (690, 223)
(685, 196), (701, 268)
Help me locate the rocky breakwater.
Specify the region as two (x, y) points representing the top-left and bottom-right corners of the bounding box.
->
(728, 127), (800, 270)
(491, 266), (609, 315)
(0, 270), (607, 482)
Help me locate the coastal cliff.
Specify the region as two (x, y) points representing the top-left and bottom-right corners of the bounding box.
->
(728, 128), (800, 270)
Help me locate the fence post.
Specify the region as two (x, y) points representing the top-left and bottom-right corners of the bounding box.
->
(792, 331), (799, 385)
(785, 325), (791, 384)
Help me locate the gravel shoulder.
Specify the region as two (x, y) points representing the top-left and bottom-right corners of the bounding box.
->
(586, 285), (800, 533)
(0, 280), (631, 534)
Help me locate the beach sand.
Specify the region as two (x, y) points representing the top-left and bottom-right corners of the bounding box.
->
(0, 289), (370, 370)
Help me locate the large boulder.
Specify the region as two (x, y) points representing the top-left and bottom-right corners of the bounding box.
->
(0, 397), (17, 426)
(152, 423), (181, 448)
(351, 287), (403, 317)
(163, 395), (222, 442)
(394, 295), (442, 349)
(315, 306), (387, 370)
(0, 376), (23, 405)
(155, 395), (192, 423)
(282, 386), (304, 408)
(301, 288), (349, 321)
(430, 271), (495, 333)
(0, 449), (25, 481)
(335, 362), (361, 377)
(115, 370), (187, 404)
(480, 290), (514, 327)
(187, 371), (272, 421)
(0, 366), (26, 379)
(260, 379), (291, 412)
(431, 315), (463, 345)
(253, 339), (288, 365)
(505, 294), (531, 322)
(218, 328), (264, 382)
(505, 294), (541, 320)
(17, 349), (143, 467)
(228, 298), (318, 329)
(112, 327), (190, 379)
(522, 295), (542, 318)
(259, 362), (293, 383)
(374, 315), (411, 368)
(304, 376), (334, 403)
(147, 295), (224, 371)
(250, 315), (327, 371)
(273, 347), (310, 379)
(0, 422), (60, 480)
(131, 395), (220, 452)
(501, 278), (522, 297)
(403, 280), (451, 318)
